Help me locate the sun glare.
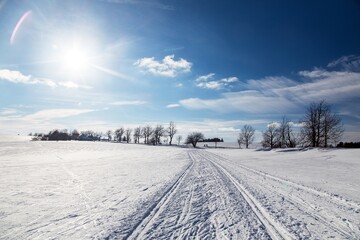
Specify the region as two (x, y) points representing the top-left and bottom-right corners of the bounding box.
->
(61, 46), (90, 75)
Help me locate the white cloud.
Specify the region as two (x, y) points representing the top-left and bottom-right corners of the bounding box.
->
(327, 55), (360, 71)
(0, 69), (92, 89)
(180, 91), (298, 113)
(110, 100), (147, 106)
(266, 121), (303, 128)
(267, 122), (280, 128)
(0, 69), (56, 87)
(196, 73), (215, 82)
(196, 81), (224, 90)
(166, 103), (180, 108)
(221, 77), (239, 83)
(287, 69), (360, 102)
(179, 69), (360, 114)
(195, 73), (239, 90)
(24, 109), (95, 121)
(0, 108), (17, 115)
(134, 55), (192, 77)
(59, 81), (79, 88)
(58, 81), (92, 89)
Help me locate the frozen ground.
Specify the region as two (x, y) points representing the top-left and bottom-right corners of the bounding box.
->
(0, 139), (359, 239)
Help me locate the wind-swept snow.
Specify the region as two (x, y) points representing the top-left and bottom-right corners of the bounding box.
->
(1, 140), (359, 239)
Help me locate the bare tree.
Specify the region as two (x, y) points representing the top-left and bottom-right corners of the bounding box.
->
(237, 135), (244, 148)
(115, 127), (125, 142)
(142, 125), (153, 144)
(125, 128), (132, 143)
(176, 135), (183, 145)
(322, 105), (343, 147)
(276, 116), (297, 148)
(185, 132), (204, 148)
(133, 126), (141, 144)
(106, 130), (112, 142)
(153, 125), (165, 145)
(167, 121), (177, 145)
(262, 123), (277, 149)
(300, 100), (343, 147)
(239, 125), (255, 149)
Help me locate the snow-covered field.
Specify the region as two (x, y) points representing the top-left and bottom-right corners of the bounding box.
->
(1, 139), (359, 239)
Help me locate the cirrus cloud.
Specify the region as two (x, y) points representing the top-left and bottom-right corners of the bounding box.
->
(110, 100), (147, 106)
(0, 69), (91, 89)
(179, 67), (360, 114)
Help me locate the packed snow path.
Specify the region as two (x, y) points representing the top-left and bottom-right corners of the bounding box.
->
(124, 150), (360, 240)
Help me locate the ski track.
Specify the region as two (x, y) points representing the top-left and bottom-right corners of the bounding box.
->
(123, 150), (284, 240)
(119, 149), (360, 240)
(197, 150), (360, 240)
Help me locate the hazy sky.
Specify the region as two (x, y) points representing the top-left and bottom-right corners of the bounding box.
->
(1, 0), (360, 141)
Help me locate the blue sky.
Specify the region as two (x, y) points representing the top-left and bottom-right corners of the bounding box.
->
(1, 0), (360, 141)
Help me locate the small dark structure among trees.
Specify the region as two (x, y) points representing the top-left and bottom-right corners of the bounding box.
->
(201, 138), (224, 148)
(337, 142), (360, 148)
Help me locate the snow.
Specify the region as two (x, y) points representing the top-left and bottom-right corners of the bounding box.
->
(0, 135), (32, 142)
(1, 138), (359, 239)
(208, 148), (360, 203)
(0, 141), (189, 239)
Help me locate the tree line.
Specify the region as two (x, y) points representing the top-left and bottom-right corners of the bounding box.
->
(237, 100), (344, 149)
(30, 100), (346, 149)
(31, 121), (181, 145)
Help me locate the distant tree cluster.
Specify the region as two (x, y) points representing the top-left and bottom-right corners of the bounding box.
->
(337, 142), (360, 148)
(261, 100), (344, 149)
(236, 100), (344, 149)
(201, 138), (224, 143)
(33, 121), (182, 146)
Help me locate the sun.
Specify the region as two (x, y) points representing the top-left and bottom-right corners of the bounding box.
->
(61, 46), (90, 75)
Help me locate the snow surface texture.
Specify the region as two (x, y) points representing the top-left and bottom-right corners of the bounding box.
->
(1, 140), (359, 239)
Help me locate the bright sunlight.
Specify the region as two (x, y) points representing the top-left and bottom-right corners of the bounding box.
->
(61, 46), (90, 75)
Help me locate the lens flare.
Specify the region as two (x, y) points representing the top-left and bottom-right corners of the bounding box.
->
(10, 10), (32, 45)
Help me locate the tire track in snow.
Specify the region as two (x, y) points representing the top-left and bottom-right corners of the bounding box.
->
(125, 154), (194, 240)
(201, 150), (360, 239)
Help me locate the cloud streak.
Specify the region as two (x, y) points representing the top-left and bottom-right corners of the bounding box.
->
(166, 103), (180, 108)
(327, 55), (360, 72)
(179, 68), (360, 114)
(23, 109), (96, 121)
(110, 100), (147, 106)
(0, 69), (90, 89)
(134, 55), (192, 77)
